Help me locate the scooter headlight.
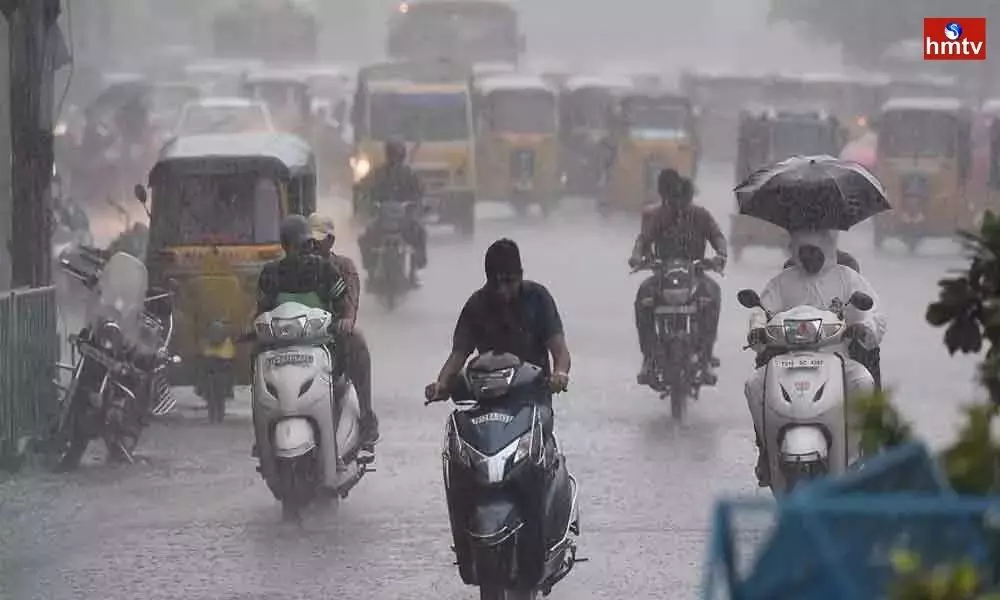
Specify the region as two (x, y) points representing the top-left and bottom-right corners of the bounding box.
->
(269, 316), (327, 340)
(783, 319), (823, 346)
(512, 416), (543, 466)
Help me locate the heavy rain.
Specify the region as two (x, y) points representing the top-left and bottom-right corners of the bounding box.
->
(1, 1), (999, 599)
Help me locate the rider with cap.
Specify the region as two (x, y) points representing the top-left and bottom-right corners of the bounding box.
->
(307, 212), (379, 447)
(628, 168), (727, 385)
(257, 214), (349, 334)
(425, 238), (571, 411)
(357, 139), (429, 285)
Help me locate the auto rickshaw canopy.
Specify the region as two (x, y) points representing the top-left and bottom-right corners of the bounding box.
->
(149, 131), (315, 184)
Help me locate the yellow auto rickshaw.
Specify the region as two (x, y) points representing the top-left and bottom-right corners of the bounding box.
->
(762, 72), (888, 141)
(351, 59), (478, 235)
(872, 97), (973, 252)
(599, 89), (698, 213)
(474, 73), (561, 216)
(730, 106), (847, 261)
(559, 74), (633, 197)
(140, 132), (316, 416)
(241, 71), (314, 138)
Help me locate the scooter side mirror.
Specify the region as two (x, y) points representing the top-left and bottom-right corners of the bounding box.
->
(133, 184), (148, 204)
(848, 291), (874, 311)
(737, 289), (762, 309)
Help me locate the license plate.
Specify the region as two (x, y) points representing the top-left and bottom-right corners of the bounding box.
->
(655, 304), (697, 314)
(267, 352), (314, 367)
(901, 212), (925, 223)
(775, 356), (825, 369)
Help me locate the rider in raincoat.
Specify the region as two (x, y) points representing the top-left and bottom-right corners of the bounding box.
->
(744, 229), (885, 487)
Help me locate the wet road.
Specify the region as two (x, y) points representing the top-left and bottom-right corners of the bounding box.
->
(1, 164), (981, 599)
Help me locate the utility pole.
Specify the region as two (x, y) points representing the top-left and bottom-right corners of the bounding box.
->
(4, 0), (61, 288)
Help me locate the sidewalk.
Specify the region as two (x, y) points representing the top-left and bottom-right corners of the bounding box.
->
(165, 386), (253, 421)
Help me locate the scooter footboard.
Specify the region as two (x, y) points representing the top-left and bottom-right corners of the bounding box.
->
(467, 494), (525, 547)
(273, 417), (317, 458)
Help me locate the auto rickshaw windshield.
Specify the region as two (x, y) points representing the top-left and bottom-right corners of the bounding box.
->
(622, 100), (689, 139)
(880, 110), (958, 157)
(150, 174), (282, 246)
(568, 90), (613, 129)
(770, 120), (839, 158)
(368, 91), (469, 142)
(488, 90), (555, 134)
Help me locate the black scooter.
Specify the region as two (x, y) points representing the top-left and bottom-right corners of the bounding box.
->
(426, 352), (581, 600)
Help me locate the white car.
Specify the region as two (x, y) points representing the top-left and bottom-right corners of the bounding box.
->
(174, 97), (275, 136)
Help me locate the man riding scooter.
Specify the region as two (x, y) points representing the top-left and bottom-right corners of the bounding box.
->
(628, 169), (727, 385)
(253, 215), (352, 454)
(307, 212), (380, 448)
(744, 229), (886, 487)
(357, 139), (429, 286)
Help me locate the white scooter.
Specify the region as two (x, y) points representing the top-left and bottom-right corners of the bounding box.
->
(250, 302), (374, 521)
(737, 289), (875, 496)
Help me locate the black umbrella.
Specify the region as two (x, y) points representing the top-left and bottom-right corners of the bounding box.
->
(735, 155), (890, 232)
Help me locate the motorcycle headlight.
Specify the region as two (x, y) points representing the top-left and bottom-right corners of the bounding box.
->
(661, 288), (694, 305)
(783, 319), (823, 346)
(350, 156), (371, 182)
(54, 121), (68, 136)
(96, 322), (124, 353)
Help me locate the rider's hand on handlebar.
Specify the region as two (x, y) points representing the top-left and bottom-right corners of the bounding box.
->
(627, 255), (643, 270)
(548, 371), (570, 393)
(747, 328), (767, 347)
(713, 255), (728, 273)
(334, 318), (354, 335)
(425, 381), (448, 403)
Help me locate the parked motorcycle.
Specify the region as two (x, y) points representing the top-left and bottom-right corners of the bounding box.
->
(631, 257), (722, 420)
(367, 201), (416, 311)
(54, 248), (178, 470)
(249, 301), (374, 522)
(426, 352), (581, 600)
(737, 288), (875, 496)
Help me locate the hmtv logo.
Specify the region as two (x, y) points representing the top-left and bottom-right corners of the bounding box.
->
(924, 18), (987, 60)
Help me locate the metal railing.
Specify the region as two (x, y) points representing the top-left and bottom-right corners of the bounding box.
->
(0, 285), (58, 470)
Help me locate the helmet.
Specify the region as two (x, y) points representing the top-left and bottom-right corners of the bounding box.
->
(279, 214), (312, 253)
(385, 139), (406, 165)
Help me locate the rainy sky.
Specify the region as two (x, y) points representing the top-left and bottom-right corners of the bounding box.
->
(67, 0), (845, 73)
